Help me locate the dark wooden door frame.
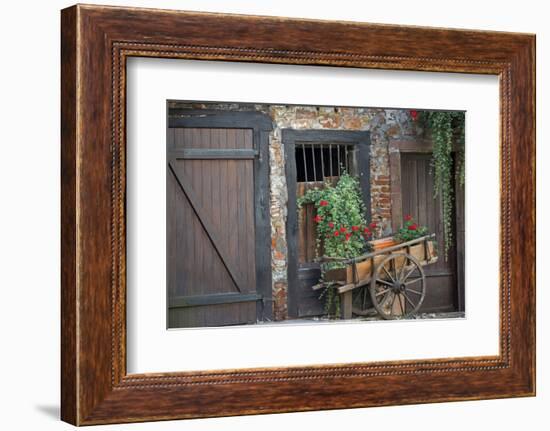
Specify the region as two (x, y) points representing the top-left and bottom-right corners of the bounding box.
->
(389, 138), (465, 312)
(282, 129), (371, 319)
(167, 107), (273, 322)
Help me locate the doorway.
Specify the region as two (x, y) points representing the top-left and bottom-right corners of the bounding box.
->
(283, 129), (371, 318)
(399, 152), (465, 313)
(166, 109), (273, 328)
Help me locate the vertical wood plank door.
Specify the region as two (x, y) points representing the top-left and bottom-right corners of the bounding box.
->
(400, 153), (465, 313)
(167, 111), (272, 328)
(282, 129), (371, 319)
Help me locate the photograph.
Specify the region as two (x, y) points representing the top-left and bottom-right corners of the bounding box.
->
(46, 2), (536, 426)
(166, 101), (466, 328)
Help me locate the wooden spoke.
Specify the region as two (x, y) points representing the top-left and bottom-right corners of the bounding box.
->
(397, 293), (404, 315)
(403, 292), (416, 308)
(402, 265), (418, 283)
(407, 288), (423, 295)
(352, 286), (374, 316)
(375, 287), (390, 296)
(376, 278), (393, 287)
(398, 257), (409, 281)
(380, 289), (392, 305)
(382, 265), (396, 283)
(390, 292), (397, 316)
(392, 260), (398, 281)
(405, 277), (423, 285)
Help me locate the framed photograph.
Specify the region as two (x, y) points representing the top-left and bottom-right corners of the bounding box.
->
(61, 4), (535, 425)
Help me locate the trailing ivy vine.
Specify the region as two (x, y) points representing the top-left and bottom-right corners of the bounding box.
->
(417, 110), (465, 258)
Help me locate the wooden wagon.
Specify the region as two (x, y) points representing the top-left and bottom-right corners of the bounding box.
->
(314, 234), (438, 320)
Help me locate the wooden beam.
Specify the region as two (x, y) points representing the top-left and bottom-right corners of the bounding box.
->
(340, 291), (353, 319)
(168, 109), (273, 130)
(337, 283), (361, 294)
(170, 148), (258, 160)
(169, 293), (262, 308)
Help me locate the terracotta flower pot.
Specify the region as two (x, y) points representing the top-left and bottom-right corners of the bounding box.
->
(371, 237), (398, 251)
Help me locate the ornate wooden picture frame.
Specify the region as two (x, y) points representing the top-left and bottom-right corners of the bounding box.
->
(61, 4), (535, 425)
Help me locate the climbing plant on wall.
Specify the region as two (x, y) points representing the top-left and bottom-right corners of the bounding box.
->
(414, 110), (465, 258)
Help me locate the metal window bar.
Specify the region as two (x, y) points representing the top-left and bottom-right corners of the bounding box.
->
(337, 144), (341, 176)
(320, 143), (325, 180)
(344, 145), (349, 174)
(312, 146), (317, 182)
(296, 143), (354, 183)
(301, 143), (308, 182)
(329, 143), (333, 177)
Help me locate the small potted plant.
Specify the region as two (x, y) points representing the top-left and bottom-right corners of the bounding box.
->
(393, 214), (437, 263)
(394, 214), (428, 242)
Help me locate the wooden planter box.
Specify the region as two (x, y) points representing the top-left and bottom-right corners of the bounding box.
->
(324, 239), (436, 285)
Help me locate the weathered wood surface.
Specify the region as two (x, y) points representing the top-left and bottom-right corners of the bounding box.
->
(322, 237), (437, 291)
(167, 127), (258, 328)
(401, 152), (462, 312)
(61, 4), (535, 425)
(296, 182), (324, 264)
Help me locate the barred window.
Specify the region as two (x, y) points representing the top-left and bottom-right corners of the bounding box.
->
(295, 143), (355, 183)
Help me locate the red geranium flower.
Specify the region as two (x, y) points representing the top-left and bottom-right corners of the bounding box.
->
(345, 233), (352, 241)
(313, 215), (322, 223)
(405, 214), (413, 221)
(408, 223), (418, 231)
(410, 110), (418, 121)
(369, 222), (377, 229)
(333, 230), (340, 237)
(340, 226), (347, 233)
(328, 221), (334, 228)
(363, 226), (370, 233)
(351, 225), (359, 232)
(319, 200), (329, 207)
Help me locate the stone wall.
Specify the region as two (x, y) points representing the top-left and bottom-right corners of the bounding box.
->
(169, 102), (420, 321)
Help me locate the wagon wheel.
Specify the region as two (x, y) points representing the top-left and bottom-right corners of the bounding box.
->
(352, 285), (374, 316)
(369, 253), (426, 320)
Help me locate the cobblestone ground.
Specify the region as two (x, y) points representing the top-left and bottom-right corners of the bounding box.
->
(259, 311), (465, 325)
(360, 311), (465, 321)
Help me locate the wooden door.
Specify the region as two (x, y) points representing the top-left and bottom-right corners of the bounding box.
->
(400, 153), (464, 313)
(167, 110), (272, 328)
(282, 129), (371, 318)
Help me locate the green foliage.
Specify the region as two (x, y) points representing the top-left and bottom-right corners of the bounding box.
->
(394, 215), (428, 242)
(297, 172), (373, 259)
(318, 281), (340, 318)
(417, 110), (465, 258)
(297, 172), (374, 318)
